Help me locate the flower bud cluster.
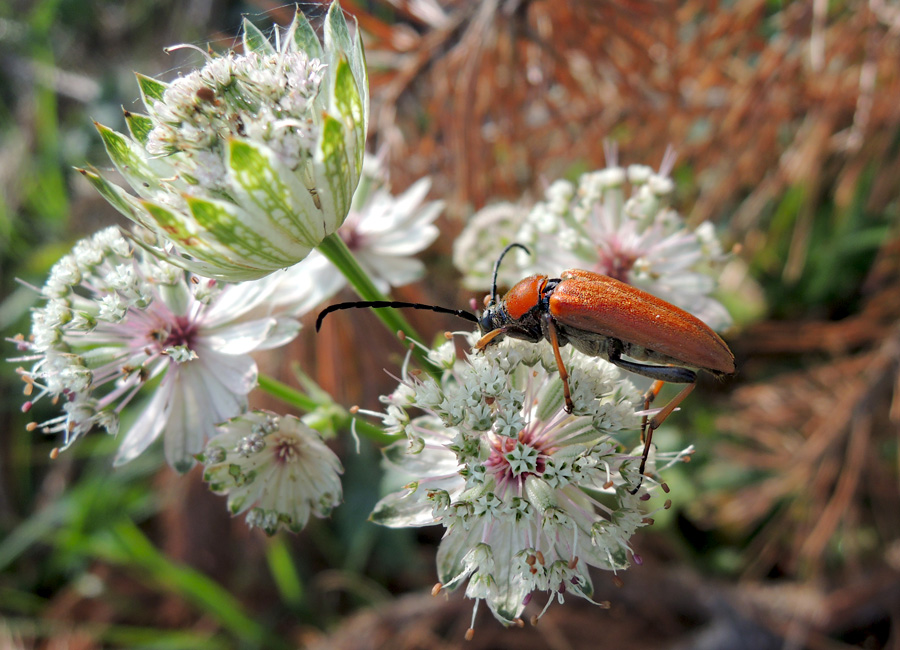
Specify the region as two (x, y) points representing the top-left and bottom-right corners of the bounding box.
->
(145, 48), (326, 191)
(81, 3), (369, 281)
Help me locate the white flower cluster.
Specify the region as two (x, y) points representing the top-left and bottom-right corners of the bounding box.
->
(145, 48), (327, 191)
(199, 411), (344, 535)
(454, 150), (732, 331)
(368, 336), (689, 626)
(12, 227), (300, 471)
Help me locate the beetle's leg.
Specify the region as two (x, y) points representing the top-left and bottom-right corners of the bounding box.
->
(605, 340), (700, 493)
(605, 338), (697, 384)
(630, 381), (697, 494)
(542, 314), (574, 413)
(640, 380), (666, 445)
(475, 327), (508, 350)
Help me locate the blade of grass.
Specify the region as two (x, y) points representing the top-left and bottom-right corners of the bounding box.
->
(2, 617), (231, 650)
(264, 536), (305, 611)
(88, 518), (288, 650)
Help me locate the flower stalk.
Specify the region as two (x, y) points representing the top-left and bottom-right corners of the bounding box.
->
(257, 372), (398, 445)
(315, 232), (440, 373)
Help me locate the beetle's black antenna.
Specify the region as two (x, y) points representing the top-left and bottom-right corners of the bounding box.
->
(490, 243), (531, 305)
(316, 301), (479, 332)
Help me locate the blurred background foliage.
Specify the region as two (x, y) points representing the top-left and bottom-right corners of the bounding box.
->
(1, 0), (899, 648)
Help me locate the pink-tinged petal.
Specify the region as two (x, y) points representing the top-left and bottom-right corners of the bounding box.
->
(113, 376), (174, 467)
(163, 361), (250, 471)
(201, 276), (282, 326)
(192, 346), (258, 400)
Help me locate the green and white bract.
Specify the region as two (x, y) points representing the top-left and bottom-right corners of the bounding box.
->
(82, 2), (368, 281)
(264, 155), (443, 315)
(12, 227), (301, 471)
(199, 411), (344, 535)
(368, 336), (691, 626)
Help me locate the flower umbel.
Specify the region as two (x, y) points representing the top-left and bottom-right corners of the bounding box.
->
(455, 147), (732, 330)
(368, 336), (689, 626)
(199, 410), (344, 535)
(12, 227), (300, 471)
(81, 2), (368, 281)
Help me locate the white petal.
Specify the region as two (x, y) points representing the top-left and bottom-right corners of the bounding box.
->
(202, 274), (282, 325)
(370, 479), (459, 528)
(202, 318), (285, 355)
(268, 251), (346, 315)
(113, 376), (173, 466)
(193, 346), (258, 397)
(358, 253), (424, 288)
(366, 220), (440, 256)
(254, 317), (302, 350)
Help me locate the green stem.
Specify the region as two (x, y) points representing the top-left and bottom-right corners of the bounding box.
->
(257, 373), (399, 446)
(258, 374), (318, 412)
(316, 233), (438, 373)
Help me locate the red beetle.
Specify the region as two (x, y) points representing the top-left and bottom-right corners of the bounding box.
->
(316, 243), (735, 490)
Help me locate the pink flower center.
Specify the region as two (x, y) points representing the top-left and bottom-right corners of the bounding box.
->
(595, 245), (637, 283)
(270, 432), (303, 465)
(484, 429), (550, 488)
(159, 315), (198, 350)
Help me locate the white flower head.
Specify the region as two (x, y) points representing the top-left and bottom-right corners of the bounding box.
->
(199, 410), (343, 535)
(367, 335), (689, 626)
(80, 2), (368, 281)
(455, 146), (732, 331)
(12, 227), (301, 471)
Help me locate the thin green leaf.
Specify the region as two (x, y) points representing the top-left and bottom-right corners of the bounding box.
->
(265, 536), (305, 609)
(92, 519), (286, 649)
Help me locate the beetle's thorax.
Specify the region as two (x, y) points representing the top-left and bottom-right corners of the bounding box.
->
(478, 274), (553, 344)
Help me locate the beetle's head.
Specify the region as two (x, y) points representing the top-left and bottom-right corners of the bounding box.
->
(473, 242), (531, 342)
(477, 293), (501, 334)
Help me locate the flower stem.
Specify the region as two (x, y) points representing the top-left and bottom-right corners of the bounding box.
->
(316, 232), (438, 373)
(257, 373), (399, 445)
(258, 374), (318, 412)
